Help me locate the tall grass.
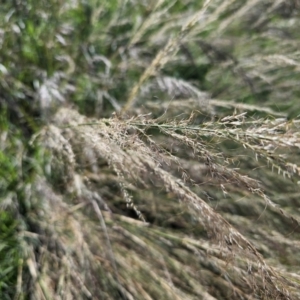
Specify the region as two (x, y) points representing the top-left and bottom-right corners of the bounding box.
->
(1, 0), (300, 299)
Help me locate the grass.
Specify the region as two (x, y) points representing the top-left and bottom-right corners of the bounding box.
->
(1, 0), (300, 299)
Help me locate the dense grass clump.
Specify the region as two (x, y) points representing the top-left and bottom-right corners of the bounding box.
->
(1, 0), (300, 299)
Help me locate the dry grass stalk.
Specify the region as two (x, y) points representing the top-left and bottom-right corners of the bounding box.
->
(122, 0), (213, 113)
(41, 107), (300, 298)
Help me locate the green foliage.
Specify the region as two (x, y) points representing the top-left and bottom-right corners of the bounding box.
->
(0, 110), (23, 299)
(0, 211), (21, 300)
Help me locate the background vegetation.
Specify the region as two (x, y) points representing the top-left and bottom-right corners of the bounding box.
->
(1, 0), (300, 299)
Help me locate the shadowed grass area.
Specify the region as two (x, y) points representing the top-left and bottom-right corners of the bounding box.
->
(1, 0), (300, 299)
